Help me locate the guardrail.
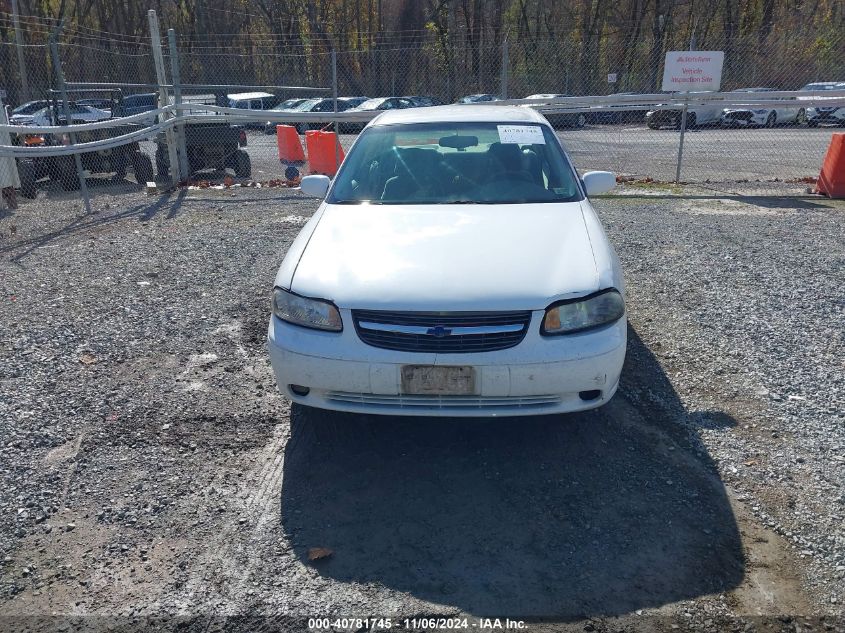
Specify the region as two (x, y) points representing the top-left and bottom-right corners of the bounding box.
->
(1, 89), (843, 196)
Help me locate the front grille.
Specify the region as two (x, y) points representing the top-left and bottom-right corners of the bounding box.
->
(725, 111), (753, 121)
(326, 391), (560, 410)
(352, 310), (532, 353)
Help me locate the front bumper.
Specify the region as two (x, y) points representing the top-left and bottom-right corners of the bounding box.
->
(266, 310), (627, 417)
(807, 109), (844, 124)
(721, 110), (767, 126)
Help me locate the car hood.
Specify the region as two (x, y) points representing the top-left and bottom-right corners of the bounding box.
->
(285, 202), (600, 311)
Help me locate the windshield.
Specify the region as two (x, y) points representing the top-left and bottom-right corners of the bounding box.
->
(294, 99), (319, 111)
(355, 98), (387, 111)
(802, 83), (839, 91)
(13, 102), (45, 115)
(327, 122), (583, 205)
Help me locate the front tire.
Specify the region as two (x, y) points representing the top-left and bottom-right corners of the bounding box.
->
(233, 149), (251, 178)
(765, 112), (776, 128)
(130, 152), (154, 185)
(58, 158), (81, 191)
(17, 160), (37, 199)
(155, 146), (170, 179)
(685, 112), (697, 130)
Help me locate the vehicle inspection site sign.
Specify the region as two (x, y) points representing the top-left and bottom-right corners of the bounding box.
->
(662, 51), (724, 92)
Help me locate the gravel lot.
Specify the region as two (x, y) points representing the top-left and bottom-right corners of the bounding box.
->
(0, 183), (843, 632)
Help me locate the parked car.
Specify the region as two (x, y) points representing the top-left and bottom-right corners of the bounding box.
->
(227, 91), (280, 128)
(263, 97), (367, 134)
(342, 97), (418, 132)
(283, 98), (361, 134)
(15, 102), (112, 127)
(522, 94), (586, 128)
(585, 92), (650, 124)
(227, 91), (278, 111)
(77, 98), (113, 112)
(341, 96), (370, 108)
(645, 94), (723, 129)
(262, 99), (312, 134)
(267, 105), (625, 417)
(456, 93), (500, 104)
(720, 87), (804, 128)
(800, 82), (845, 127)
(9, 100), (49, 125)
(112, 93), (158, 121)
(404, 95), (445, 107)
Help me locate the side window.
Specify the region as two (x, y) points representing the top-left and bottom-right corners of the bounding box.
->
(381, 100), (395, 110)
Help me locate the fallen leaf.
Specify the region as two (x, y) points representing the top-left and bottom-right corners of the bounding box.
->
(307, 547), (333, 561)
(744, 460), (757, 467)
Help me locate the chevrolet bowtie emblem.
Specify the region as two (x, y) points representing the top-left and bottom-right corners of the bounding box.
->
(427, 325), (452, 337)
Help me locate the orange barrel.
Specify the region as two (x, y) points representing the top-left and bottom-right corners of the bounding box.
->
(817, 133), (845, 198)
(305, 130), (345, 177)
(276, 125), (306, 164)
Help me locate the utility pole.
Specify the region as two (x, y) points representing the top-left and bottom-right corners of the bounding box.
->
(11, 0), (30, 101)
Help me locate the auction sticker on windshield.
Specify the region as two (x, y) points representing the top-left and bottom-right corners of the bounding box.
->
(497, 124), (545, 144)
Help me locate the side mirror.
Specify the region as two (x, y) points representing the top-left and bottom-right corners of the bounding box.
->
(582, 171), (616, 196)
(300, 174), (331, 198)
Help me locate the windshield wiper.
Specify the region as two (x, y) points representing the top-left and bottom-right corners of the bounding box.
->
(330, 199), (383, 205)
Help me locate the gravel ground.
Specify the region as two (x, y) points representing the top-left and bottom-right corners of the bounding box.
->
(0, 184), (843, 632)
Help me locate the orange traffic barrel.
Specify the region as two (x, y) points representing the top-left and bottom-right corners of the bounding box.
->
(276, 125), (306, 164)
(305, 130), (345, 177)
(817, 133), (845, 198)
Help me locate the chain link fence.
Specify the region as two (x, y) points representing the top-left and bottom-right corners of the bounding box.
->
(2, 9), (845, 210)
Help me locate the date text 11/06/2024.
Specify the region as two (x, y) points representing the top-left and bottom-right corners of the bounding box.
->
(308, 617), (527, 630)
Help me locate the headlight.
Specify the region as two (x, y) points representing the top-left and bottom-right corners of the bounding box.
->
(272, 287), (342, 332)
(541, 289), (625, 336)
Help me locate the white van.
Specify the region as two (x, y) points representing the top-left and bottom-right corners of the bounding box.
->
(227, 92), (278, 111)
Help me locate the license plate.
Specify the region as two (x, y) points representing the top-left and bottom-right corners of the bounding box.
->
(401, 365), (476, 396)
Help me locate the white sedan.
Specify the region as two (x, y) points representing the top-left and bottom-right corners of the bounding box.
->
(267, 105), (626, 416)
(14, 103), (111, 127)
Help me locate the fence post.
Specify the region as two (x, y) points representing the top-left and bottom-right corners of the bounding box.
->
(148, 10), (180, 185)
(675, 93), (689, 184)
(11, 0), (30, 101)
(500, 38), (509, 100)
(332, 50), (340, 172)
(49, 36), (91, 214)
(167, 28), (190, 181)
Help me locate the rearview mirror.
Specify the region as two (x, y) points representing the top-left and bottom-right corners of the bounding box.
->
(582, 171), (616, 196)
(300, 175), (331, 198)
(439, 135), (479, 150)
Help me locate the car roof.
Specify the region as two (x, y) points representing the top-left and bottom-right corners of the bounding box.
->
(369, 104), (548, 127)
(227, 91), (275, 100)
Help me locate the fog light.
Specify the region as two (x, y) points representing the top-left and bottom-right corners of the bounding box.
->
(579, 389), (602, 401)
(289, 384), (310, 396)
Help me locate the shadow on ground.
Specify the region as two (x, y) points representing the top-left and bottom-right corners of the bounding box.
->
(280, 326), (744, 617)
